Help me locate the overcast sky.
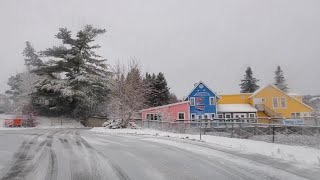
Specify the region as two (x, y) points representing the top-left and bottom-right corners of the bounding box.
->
(0, 0), (319, 98)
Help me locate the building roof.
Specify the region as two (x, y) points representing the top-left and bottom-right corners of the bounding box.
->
(248, 84), (314, 111)
(217, 104), (257, 113)
(184, 81), (220, 100)
(140, 101), (189, 112)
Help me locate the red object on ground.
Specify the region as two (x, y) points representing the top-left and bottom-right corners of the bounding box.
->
(13, 119), (22, 127)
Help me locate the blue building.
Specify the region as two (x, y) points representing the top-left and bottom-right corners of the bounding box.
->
(185, 82), (219, 120)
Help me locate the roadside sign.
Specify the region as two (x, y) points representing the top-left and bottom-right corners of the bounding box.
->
(282, 119), (304, 125)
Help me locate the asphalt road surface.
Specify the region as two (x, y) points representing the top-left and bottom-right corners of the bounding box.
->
(0, 129), (318, 180)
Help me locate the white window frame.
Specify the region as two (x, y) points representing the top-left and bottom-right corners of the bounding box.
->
(249, 113), (256, 118)
(210, 113), (216, 120)
(178, 112), (185, 120)
(272, 97), (279, 109)
(217, 113), (224, 119)
(225, 113), (232, 119)
(190, 97), (195, 106)
(280, 97), (286, 108)
(209, 97), (215, 105)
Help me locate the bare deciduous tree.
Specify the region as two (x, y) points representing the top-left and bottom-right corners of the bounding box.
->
(107, 60), (149, 128)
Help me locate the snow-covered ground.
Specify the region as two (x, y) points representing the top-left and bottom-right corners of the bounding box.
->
(90, 127), (320, 167)
(0, 114), (84, 129)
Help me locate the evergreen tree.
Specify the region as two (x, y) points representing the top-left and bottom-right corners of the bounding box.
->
(153, 72), (170, 106)
(29, 25), (111, 117)
(240, 67), (260, 93)
(22, 41), (44, 69)
(274, 65), (289, 92)
(168, 93), (179, 104)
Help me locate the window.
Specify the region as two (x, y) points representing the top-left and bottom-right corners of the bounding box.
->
(158, 115), (162, 121)
(178, 112), (185, 120)
(303, 112), (310, 117)
(190, 97), (195, 106)
(146, 114), (151, 120)
(217, 114), (224, 119)
(191, 113), (196, 119)
(261, 98), (265, 102)
(280, 98), (286, 108)
(296, 112), (301, 117)
(211, 113), (215, 119)
(249, 113), (255, 118)
(204, 114), (208, 119)
(272, 98), (278, 108)
(150, 114), (154, 120)
(209, 97), (215, 105)
(225, 113), (231, 119)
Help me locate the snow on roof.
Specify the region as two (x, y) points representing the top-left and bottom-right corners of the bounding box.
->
(140, 101), (189, 112)
(217, 104), (257, 113)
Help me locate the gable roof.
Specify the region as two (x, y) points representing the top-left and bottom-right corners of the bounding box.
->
(140, 101), (189, 112)
(249, 84), (314, 111)
(184, 81), (220, 100)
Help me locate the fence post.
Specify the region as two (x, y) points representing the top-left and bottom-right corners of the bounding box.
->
(254, 124), (257, 135)
(199, 119), (202, 141)
(231, 122), (234, 138)
(239, 122), (242, 138)
(272, 125), (275, 143)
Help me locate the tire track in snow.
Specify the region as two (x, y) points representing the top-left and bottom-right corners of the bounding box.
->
(0, 133), (43, 180)
(75, 131), (131, 180)
(0, 130), (61, 180)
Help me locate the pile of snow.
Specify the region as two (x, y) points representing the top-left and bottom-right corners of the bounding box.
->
(102, 119), (139, 129)
(90, 127), (320, 166)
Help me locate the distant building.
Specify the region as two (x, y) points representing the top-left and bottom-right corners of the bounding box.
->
(140, 82), (314, 124)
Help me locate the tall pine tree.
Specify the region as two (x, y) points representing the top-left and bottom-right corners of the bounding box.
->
(29, 25), (111, 117)
(240, 67), (260, 93)
(274, 65), (289, 92)
(153, 72), (170, 106)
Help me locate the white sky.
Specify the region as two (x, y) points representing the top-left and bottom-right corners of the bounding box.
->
(0, 0), (320, 98)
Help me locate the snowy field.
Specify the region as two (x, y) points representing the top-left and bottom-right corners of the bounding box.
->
(90, 127), (320, 167)
(203, 131), (320, 149)
(0, 114), (84, 129)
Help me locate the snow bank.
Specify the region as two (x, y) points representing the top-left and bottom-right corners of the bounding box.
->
(90, 127), (320, 166)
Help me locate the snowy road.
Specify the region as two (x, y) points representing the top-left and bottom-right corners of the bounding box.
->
(0, 129), (318, 180)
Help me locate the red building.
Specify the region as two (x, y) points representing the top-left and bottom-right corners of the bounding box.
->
(141, 101), (190, 121)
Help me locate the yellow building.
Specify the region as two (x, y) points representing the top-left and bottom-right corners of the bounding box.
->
(218, 85), (314, 124)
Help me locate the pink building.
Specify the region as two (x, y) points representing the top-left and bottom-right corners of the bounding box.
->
(141, 101), (189, 122)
